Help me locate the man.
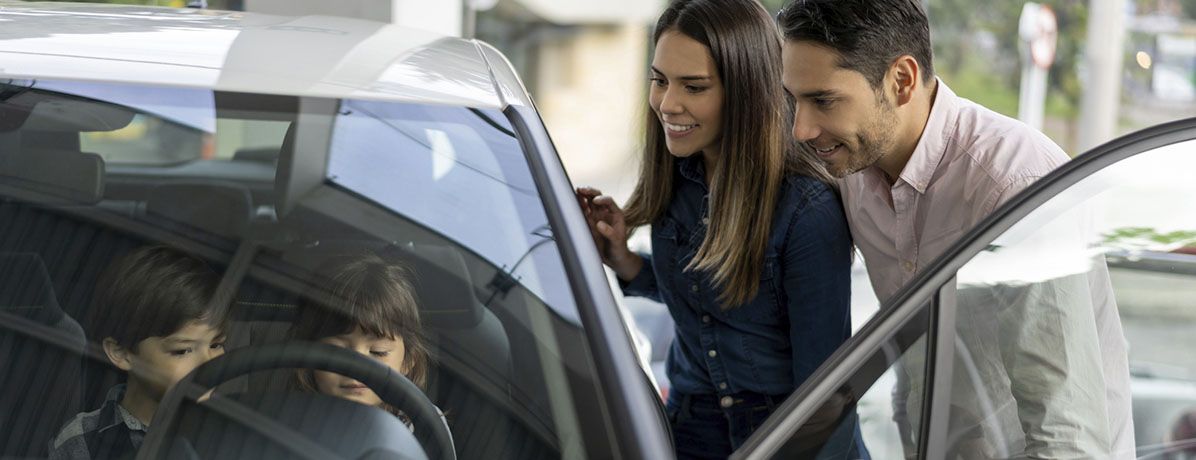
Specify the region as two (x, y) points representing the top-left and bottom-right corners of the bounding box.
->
(776, 0), (1134, 458)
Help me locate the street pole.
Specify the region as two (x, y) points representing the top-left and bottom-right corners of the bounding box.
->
(1078, 0), (1127, 152)
(1018, 3), (1057, 132)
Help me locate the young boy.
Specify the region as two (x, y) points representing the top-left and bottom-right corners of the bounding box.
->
(49, 245), (228, 460)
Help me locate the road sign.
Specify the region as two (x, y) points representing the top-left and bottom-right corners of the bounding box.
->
(1020, 3), (1058, 69)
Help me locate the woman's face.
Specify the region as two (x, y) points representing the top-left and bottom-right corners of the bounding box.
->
(313, 326), (407, 407)
(649, 30), (725, 159)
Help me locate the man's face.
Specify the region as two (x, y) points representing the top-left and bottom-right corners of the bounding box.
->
(127, 321), (226, 402)
(781, 40), (898, 178)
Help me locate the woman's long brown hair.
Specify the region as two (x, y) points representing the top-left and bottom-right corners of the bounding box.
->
(623, 0), (832, 308)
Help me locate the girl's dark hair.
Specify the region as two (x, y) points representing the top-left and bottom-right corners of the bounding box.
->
(289, 251), (430, 405)
(777, 0), (935, 88)
(624, 0), (831, 308)
(88, 245), (225, 350)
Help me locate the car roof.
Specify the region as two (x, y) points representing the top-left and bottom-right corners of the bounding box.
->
(0, 2), (530, 109)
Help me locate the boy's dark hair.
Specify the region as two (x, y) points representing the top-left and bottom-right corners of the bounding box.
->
(88, 245), (224, 349)
(777, 0), (934, 88)
(290, 251), (430, 391)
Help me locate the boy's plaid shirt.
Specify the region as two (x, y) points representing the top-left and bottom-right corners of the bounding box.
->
(48, 384), (147, 460)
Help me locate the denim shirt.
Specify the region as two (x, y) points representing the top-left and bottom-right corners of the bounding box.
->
(621, 157), (853, 397)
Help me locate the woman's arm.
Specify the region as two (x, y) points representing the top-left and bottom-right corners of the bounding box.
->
(781, 187), (853, 388)
(617, 253), (661, 302)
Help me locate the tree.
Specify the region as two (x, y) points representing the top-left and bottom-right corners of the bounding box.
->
(931, 0), (1088, 116)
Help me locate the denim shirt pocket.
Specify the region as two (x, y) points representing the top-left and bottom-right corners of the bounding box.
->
(722, 255), (782, 324)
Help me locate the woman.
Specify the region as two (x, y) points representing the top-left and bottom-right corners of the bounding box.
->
(575, 0), (853, 457)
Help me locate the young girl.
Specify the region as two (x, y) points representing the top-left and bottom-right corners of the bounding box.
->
(288, 251), (443, 432)
(576, 0), (855, 457)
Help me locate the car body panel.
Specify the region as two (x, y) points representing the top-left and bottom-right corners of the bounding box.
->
(736, 118), (1196, 459)
(0, 2), (509, 108)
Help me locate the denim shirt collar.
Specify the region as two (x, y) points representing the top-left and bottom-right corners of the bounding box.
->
(677, 156), (708, 191)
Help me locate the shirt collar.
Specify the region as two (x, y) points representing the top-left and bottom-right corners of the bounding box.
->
(677, 156), (707, 188)
(96, 384), (149, 435)
(897, 78), (959, 194)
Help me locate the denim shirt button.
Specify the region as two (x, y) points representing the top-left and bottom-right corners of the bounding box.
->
(690, 284), (699, 293)
(701, 315), (711, 324)
(718, 382), (727, 390)
(720, 396), (734, 408)
(707, 349), (717, 358)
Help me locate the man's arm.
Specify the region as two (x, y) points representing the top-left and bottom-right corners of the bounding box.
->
(994, 276), (1113, 457)
(987, 178), (1115, 458)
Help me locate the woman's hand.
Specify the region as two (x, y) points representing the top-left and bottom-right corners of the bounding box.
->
(575, 187), (642, 281)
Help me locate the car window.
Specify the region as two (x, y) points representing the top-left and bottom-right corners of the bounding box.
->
(326, 100), (577, 323)
(0, 79), (619, 459)
(32, 81), (218, 165)
(759, 304), (932, 458)
(946, 139), (1196, 458)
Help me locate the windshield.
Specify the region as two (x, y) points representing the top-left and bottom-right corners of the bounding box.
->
(0, 79), (616, 459)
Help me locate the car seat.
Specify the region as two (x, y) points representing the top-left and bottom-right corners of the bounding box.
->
(0, 253), (86, 458)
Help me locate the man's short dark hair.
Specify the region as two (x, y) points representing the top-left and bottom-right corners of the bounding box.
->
(88, 245), (224, 349)
(777, 0), (934, 88)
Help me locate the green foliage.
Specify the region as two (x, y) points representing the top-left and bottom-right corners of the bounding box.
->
(761, 0), (1090, 120)
(928, 0), (1088, 119)
(1104, 227), (1196, 251)
(759, 0), (787, 14)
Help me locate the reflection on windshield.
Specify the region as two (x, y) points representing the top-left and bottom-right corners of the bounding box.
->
(961, 140), (1196, 287)
(326, 100), (578, 323)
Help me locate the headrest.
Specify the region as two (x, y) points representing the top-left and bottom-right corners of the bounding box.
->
(381, 243), (485, 330)
(145, 182), (253, 239)
(0, 149), (104, 204)
(0, 253), (63, 324)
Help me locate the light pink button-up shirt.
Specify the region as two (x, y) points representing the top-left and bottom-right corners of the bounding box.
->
(841, 81), (1068, 302)
(839, 80), (1134, 458)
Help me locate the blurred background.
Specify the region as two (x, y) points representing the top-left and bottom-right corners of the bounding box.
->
(39, 0), (1196, 212)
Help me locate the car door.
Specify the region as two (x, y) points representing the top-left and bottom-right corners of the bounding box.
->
(732, 117), (1196, 460)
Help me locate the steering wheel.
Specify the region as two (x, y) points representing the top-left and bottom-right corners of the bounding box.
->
(140, 342), (455, 460)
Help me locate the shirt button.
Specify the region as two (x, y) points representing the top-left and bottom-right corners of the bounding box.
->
(701, 217), (709, 226)
(702, 315), (711, 324)
(718, 382), (728, 390)
(903, 260), (915, 272)
(690, 284), (699, 293)
(720, 396), (734, 408)
(708, 350), (717, 358)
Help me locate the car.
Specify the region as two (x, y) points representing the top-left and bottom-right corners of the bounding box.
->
(0, 3), (669, 459)
(729, 120), (1196, 459)
(2, 3), (1196, 460)
(634, 248), (1196, 457)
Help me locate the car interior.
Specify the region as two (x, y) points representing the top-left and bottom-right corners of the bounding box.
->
(0, 81), (615, 459)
